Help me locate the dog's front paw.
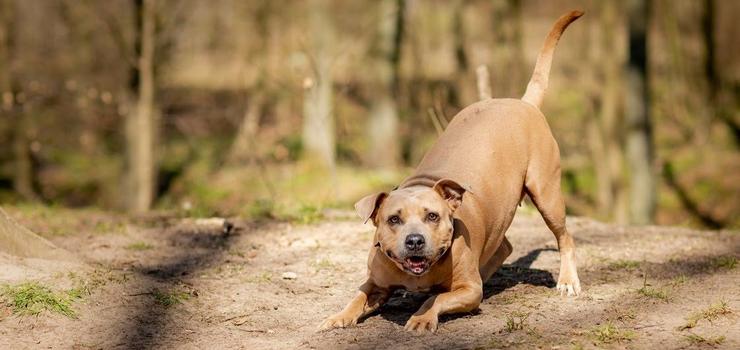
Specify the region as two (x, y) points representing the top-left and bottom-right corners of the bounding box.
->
(556, 272), (581, 296)
(316, 313), (358, 332)
(404, 314), (438, 333)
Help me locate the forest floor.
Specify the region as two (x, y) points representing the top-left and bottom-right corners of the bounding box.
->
(0, 205), (739, 350)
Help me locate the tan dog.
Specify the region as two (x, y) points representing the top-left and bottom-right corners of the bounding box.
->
(318, 10), (583, 333)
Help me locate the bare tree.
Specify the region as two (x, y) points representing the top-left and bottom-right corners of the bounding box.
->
(367, 0), (404, 169)
(2, 0), (36, 201)
(491, 0), (524, 97)
(703, 0), (740, 146)
(0, 0), (11, 105)
(125, 0), (157, 212)
(228, 0), (271, 164)
(476, 65), (492, 100)
(302, 0), (336, 169)
(451, 0), (475, 105)
(589, 0), (628, 224)
(626, 0), (655, 224)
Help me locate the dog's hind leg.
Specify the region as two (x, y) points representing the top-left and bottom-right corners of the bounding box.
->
(524, 150), (581, 296)
(479, 236), (513, 283)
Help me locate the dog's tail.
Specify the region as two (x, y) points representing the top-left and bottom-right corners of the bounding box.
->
(521, 10), (584, 109)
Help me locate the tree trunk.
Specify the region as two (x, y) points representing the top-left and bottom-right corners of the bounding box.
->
(599, 0), (629, 224)
(491, 0), (524, 97)
(302, 0), (335, 169)
(228, 1), (271, 164)
(1, 0), (35, 201)
(12, 113), (35, 201)
(367, 0), (404, 169)
(626, 0), (655, 225)
(702, 0), (740, 147)
(229, 92), (264, 163)
(125, 0), (157, 212)
(0, 0), (11, 99)
(451, 0), (476, 106)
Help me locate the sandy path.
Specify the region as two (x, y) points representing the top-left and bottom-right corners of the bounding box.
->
(0, 209), (738, 349)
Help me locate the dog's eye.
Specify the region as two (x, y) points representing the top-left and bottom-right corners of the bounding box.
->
(427, 212), (439, 222)
(388, 215), (400, 225)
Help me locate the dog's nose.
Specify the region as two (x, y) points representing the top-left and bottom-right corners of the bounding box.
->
(405, 234), (425, 251)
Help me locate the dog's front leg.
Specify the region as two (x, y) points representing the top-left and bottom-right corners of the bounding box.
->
(404, 282), (482, 333)
(317, 280), (391, 332)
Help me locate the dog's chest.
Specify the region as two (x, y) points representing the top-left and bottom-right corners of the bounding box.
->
(406, 285), (430, 293)
(400, 275), (442, 293)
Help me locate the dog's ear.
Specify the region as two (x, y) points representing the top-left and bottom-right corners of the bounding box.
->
(355, 192), (389, 225)
(433, 179), (472, 212)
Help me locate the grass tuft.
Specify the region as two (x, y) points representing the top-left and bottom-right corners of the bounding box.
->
(610, 260), (642, 269)
(633, 272), (671, 301)
(503, 311), (530, 332)
(245, 200), (325, 224)
(152, 290), (190, 308)
(634, 286), (671, 301)
(682, 332), (725, 345)
(590, 322), (634, 344)
(1, 282), (77, 318)
(714, 256), (738, 270)
(678, 298), (732, 331)
(672, 274), (687, 285)
(242, 272), (273, 283)
(126, 242), (154, 250)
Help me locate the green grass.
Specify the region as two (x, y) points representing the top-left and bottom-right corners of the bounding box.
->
(244, 199), (325, 224)
(152, 290), (190, 308)
(67, 283), (93, 299)
(60, 269), (130, 301)
(672, 274), (687, 285)
(634, 286), (671, 301)
(616, 309), (636, 322)
(678, 299), (732, 331)
(714, 256), (738, 270)
(1, 282), (77, 318)
(590, 322), (634, 344)
(242, 272), (273, 283)
(503, 311), (530, 332)
(681, 333), (725, 345)
(633, 274), (671, 301)
(93, 221), (124, 234)
(610, 260), (642, 269)
(126, 242), (154, 250)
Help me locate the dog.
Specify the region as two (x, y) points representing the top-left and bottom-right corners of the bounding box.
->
(318, 10), (583, 333)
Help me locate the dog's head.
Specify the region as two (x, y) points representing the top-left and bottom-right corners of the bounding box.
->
(355, 179), (471, 276)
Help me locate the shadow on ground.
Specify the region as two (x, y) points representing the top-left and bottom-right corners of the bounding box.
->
(376, 248), (557, 327)
(328, 236), (740, 350)
(113, 219), (248, 349)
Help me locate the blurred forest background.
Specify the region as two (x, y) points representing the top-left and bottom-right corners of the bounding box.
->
(0, 0), (739, 229)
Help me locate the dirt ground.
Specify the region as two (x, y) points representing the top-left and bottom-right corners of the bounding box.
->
(0, 207), (738, 350)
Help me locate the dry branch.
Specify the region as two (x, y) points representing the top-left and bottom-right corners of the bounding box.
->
(476, 65), (492, 100)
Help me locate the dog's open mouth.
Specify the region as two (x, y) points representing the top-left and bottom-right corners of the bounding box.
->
(403, 256), (430, 275)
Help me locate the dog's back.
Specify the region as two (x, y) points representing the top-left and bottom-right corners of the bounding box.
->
(400, 10), (584, 259)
